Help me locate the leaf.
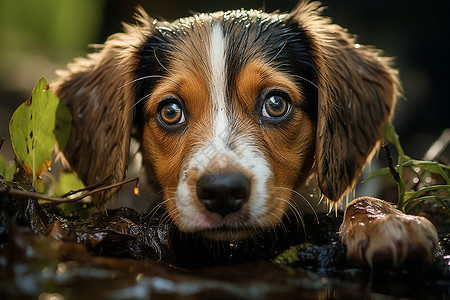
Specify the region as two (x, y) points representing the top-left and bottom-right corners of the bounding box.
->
(53, 171), (92, 219)
(403, 190), (423, 203)
(0, 155), (16, 180)
(401, 160), (450, 184)
(53, 171), (85, 198)
(361, 167), (390, 183)
(384, 122), (398, 146)
(402, 185), (450, 210)
(405, 195), (450, 214)
(9, 77), (71, 186)
(384, 122), (410, 164)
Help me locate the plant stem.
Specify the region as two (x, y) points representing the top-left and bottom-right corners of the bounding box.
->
(382, 141), (406, 210)
(382, 142), (400, 181)
(59, 175), (110, 198)
(0, 176), (139, 203)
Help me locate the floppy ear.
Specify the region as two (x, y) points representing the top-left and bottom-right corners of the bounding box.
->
(289, 2), (400, 202)
(52, 12), (153, 207)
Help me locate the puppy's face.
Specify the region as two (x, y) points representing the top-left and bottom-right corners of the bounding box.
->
(138, 12), (317, 240)
(55, 3), (398, 242)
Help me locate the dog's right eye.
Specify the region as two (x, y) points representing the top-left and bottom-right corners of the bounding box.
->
(157, 99), (186, 126)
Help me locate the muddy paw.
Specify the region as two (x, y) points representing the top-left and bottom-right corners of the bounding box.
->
(340, 197), (439, 268)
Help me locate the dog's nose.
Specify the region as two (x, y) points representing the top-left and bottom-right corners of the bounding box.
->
(196, 172), (251, 217)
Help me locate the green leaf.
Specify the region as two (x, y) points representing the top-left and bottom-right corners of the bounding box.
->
(405, 195), (450, 214)
(0, 155), (16, 180)
(403, 190), (422, 203)
(53, 171), (91, 220)
(402, 185), (450, 210)
(401, 160), (450, 171)
(361, 167), (391, 183)
(384, 122), (398, 145)
(384, 122), (410, 164)
(401, 160), (450, 184)
(9, 77), (71, 186)
(53, 171), (85, 198)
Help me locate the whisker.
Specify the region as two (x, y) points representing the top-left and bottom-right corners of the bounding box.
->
(116, 75), (169, 90)
(143, 190), (165, 215)
(154, 48), (175, 77)
(146, 198), (169, 221)
(273, 189), (311, 237)
(159, 211), (174, 227)
(249, 232), (260, 248)
(279, 199), (306, 237)
(127, 92), (153, 114)
(273, 203), (291, 223)
(287, 199), (305, 228)
(291, 74), (322, 93)
(277, 186), (319, 222)
(156, 211), (169, 227)
(259, 212), (280, 241)
(153, 200), (177, 227)
(266, 40), (288, 66)
(270, 211), (287, 233)
(257, 48), (332, 105)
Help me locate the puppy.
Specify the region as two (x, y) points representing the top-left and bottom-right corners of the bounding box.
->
(53, 1), (439, 268)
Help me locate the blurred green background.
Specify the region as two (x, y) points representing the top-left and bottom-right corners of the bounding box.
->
(0, 0), (448, 166)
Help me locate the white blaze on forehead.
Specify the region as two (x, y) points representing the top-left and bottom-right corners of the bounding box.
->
(173, 21), (275, 233)
(209, 23), (228, 147)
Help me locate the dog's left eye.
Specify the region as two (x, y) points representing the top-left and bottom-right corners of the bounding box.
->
(261, 94), (291, 119)
(158, 100), (186, 125)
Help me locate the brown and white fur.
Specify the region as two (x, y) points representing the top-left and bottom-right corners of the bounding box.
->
(53, 1), (439, 268)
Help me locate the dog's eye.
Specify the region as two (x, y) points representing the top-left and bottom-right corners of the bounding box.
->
(158, 100), (185, 125)
(262, 94), (290, 118)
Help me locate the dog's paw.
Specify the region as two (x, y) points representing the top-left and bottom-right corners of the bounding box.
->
(339, 197), (439, 268)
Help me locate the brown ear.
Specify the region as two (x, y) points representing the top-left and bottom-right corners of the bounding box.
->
(52, 12), (152, 207)
(289, 2), (400, 202)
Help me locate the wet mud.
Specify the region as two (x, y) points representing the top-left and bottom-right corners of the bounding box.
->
(1, 183), (449, 299)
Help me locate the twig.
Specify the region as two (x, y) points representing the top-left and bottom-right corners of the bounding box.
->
(59, 175), (110, 198)
(0, 176), (139, 204)
(382, 141), (400, 182)
(0, 137), (4, 150)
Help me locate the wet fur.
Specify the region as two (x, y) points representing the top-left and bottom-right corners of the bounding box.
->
(54, 1), (399, 207)
(52, 1), (438, 266)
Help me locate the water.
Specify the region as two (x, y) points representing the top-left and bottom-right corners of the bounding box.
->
(1, 193), (449, 299)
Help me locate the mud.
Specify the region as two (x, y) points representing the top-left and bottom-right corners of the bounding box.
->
(1, 183), (449, 299)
